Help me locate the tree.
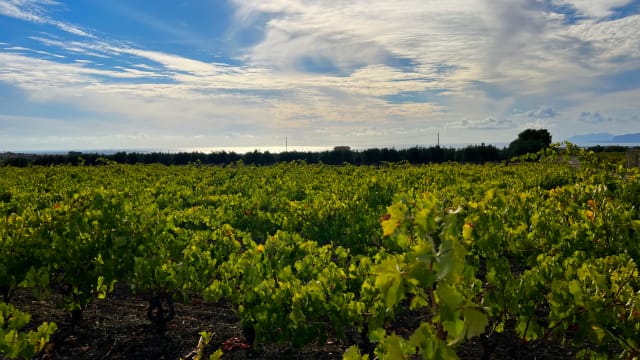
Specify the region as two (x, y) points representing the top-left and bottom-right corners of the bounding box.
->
(508, 129), (552, 157)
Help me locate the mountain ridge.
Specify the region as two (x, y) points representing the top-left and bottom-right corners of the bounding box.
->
(567, 132), (640, 144)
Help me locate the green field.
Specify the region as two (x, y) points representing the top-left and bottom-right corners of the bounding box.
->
(1, 148), (639, 359)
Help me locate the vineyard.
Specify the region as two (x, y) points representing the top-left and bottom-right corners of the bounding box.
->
(1, 146), (639, 359)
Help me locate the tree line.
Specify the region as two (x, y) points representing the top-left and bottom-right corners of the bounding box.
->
(1, 129), (562, 167)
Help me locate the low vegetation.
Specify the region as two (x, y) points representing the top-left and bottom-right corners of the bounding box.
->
(1, 144), (639, 359)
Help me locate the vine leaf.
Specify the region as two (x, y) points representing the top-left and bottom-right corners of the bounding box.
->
(381, 202), (408, 237)
(450, 308), (488, 345)
(373, 258), (404, 309)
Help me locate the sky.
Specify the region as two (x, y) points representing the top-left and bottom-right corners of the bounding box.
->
(1, 0), (639, 152)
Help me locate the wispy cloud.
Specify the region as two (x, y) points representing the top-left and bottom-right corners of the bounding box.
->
(3, 44), (65, 57)
(0, 45), (435, 130)
(527, 105), (557, 119)
(456, 117), (513, 130)
(577, 111), (613, 124)
(231, 1), (640, 98)
(29, 36), (116, 58)
(0, 0), (94, 37)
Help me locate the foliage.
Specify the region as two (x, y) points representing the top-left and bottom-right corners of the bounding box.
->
(508, 128), (553, 157)
(0, 147), (639, 359)
(2, 143), (507, 167)
(0, 302), (57, 359)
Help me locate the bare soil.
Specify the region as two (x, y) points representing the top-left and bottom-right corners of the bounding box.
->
(6, 288), (588, 360)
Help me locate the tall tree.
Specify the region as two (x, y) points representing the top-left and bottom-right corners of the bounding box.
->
(508, 129), (552, 157)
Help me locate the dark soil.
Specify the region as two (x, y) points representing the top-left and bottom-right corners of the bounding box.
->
(6, 288), (588, 360)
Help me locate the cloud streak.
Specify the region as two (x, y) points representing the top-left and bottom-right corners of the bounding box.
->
(0, 0), (94, 37)
(527, 105), (557, 119)
(577, 111), (613, 124)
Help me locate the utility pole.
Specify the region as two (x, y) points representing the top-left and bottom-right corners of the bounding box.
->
(437, 133), (440, 147)
(285, 137), (288, 152)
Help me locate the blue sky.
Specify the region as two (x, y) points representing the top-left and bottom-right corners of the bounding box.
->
(1, 0), (639, 151)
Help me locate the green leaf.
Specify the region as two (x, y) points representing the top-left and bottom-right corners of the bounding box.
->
(450, 308), (488, 345)
(408, 261), (434, 288)
(343, 345), (369, 360)
(436, 284), (464, 313)
(381, 219), (400, 237)
(379, 334), (407, 360)
(409, 294), (430, 310)
(381, 202), (408, 237)
(368, 327), (387, 343)
(436, 239), (465, 281)
(209, 349), (224, 360)
(464, 308), (488, 339)
(374, 258), (405, 309)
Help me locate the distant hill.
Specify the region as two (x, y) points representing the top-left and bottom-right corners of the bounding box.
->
(568, 132), (640, 144)
(612, 133), (640, 143)
(567, 133), (613, 143)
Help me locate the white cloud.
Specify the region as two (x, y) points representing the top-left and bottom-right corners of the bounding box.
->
(527, 105), (557, 119)
(229, 0), (640, 101)
(0, 46), (449, 149)
(577, 111), (613, 124)
(119, 48), (226, 76)
(234, 0), (489, 82)
(1, 0), (640, 149)
(131, 63), (159, 71)
(521, 119), (555, 132)
(0, 0), (94, 37)
(456, 117), (513, 130)
(551, 0), (632, 19)
(4, 46), (29, 51)
(29, 36), (113, 58)
(563, 15), (640, 72)
(3, 44), (65, 58)
(0, 0), (45, 23)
